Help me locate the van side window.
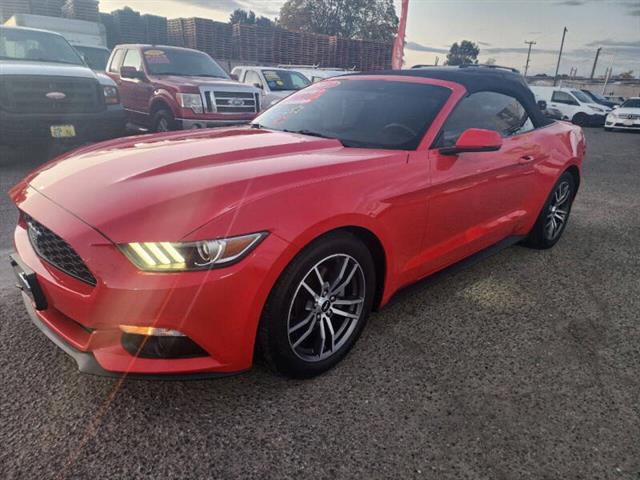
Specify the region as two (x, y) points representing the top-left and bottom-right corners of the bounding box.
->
(438, 91), (534, 147)
(551, 91), (578, 105)
(244, 70), (262, 88)
(108, 49), (125, 74)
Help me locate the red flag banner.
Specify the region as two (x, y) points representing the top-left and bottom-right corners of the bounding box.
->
(392, 0), (409, 69)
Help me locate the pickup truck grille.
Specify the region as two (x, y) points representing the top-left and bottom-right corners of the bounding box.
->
(203, 91), (259, 114)
(25, 214), (97, 287)
(0, 76), (103, 114)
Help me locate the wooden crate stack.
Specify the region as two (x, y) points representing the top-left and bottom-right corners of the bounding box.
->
(61, 0), (99, 22)
(0, 0), (31, 22)
(182, 18), (232, 59)
(232, 23), (257, 62)
(111, 7), (144, 44)
(142, 14), (167, 45)
(100, 12), (119, 48)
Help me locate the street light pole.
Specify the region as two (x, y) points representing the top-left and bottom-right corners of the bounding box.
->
(524, 40), (536, 77)
(590, 47), (602, 80)
(553, 27), (568, 86)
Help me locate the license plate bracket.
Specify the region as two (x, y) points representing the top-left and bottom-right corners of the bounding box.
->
(10, 254), (48, 310)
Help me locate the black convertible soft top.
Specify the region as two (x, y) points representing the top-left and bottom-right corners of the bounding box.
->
(356, 65), (553, 127)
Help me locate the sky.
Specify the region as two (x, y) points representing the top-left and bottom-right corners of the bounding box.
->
(99, 0), (640, 76)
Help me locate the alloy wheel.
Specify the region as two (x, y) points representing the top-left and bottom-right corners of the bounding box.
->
(157, 118), (169, 132)
(545, 181), (571, 240)
(287, 254), (366, 362)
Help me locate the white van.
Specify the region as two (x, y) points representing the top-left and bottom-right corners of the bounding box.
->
(529, 85), (610, 126)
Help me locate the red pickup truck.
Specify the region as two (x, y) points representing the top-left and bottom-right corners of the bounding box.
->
(106, 44), (261, 132)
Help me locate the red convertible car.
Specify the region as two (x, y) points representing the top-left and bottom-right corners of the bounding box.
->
(10, 66), (585, 378)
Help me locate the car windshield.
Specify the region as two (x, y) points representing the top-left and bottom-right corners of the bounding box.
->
(74, 46), (110, 71)
(261, 69), (310, 91)
(253, 79), (451, 150)
(588, 91), (607, 102)
(143, 48), (229, 78)
(621, 99), (640, 108)
(571, 90), (593, 104)
(0, 28), (84, 65)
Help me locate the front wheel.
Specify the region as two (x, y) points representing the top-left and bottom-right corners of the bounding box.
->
(572, 112), (588, 126)
(257, 232), (376, 378)
(152, 108), (177, 133)
(523, 172), (576, 249)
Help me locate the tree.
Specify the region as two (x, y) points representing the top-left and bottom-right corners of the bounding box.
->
(445, 40), (480, 66)
(617, 70), (634, 80)
(229, 9), (256, 24)
(278, 0), (398, 43)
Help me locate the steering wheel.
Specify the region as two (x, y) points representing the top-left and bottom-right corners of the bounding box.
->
(381, 123), (417, 138)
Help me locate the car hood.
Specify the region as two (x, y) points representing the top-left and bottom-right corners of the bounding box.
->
(0, 60), (97, 79)
(151, 75), (258, 91)
(16, 127), (394, 243)
(611, 107), (640, 115)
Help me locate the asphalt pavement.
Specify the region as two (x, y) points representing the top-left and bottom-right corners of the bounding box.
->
(1, 129), (639, 479)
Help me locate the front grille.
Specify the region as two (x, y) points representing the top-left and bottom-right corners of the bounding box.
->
(203, 90), (259, 114)
(0, 76), (103, 114)
(621, 114), (640, 120)
(25, 215), (97, 286)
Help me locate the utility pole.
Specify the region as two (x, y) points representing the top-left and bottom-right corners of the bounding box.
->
(523, 40), (536, 77)
(553, 27), (568, 86)
(590, 47), (601, 80)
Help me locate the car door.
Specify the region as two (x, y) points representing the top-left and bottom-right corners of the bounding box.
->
(549, 90), (580, 120)
(119, 48), (153, 126)
(423, 91), (541, 272)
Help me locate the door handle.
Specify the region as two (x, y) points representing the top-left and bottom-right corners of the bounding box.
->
(518, 155), (536, 165)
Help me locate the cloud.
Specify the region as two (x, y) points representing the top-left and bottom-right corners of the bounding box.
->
(405, 41), (449, 54)
(477, 41), (491, 46)
(584, 39), (640, 48)
(173, 0), (282, 17)
(556, 0), (585, 5)
(483, 46), (558, 55)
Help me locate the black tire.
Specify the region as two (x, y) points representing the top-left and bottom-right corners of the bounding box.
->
(152, 108), (177, 133)
(572, 112), (588, 126)
(523, 172), (576, 249)
(257, 231), (376, 378)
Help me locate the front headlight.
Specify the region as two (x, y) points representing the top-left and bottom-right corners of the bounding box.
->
(119, 232), (267, 272)
(176, 93), (204, 114)
(103, 85), (120, 105)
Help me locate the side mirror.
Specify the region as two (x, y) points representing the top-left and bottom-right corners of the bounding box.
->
(121, 66), (143, 80)
(537, 100), (547, 111)
(439, 128), (503, 156)
(230, 73), (239, 81)
(253, 82), (263, 90)
(613, 105), (619, 110)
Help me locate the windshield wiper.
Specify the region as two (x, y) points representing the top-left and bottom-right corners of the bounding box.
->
(282, 129), (334, 140)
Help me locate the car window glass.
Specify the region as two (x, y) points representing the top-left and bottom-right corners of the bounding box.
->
(122, 49), (142, 71)
(108, 48), (125, 73)
(551, 91), (576, 104)
(244, 70), (262, 87)
(439, 91), (534, 146)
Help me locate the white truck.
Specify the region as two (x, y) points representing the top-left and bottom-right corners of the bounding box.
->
(4, 14), (110, 70)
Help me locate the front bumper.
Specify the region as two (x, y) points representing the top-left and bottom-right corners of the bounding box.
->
(605, 117), (640, 130)
(178, 118), (252, 129)
(0, 106), (127, 145)
(582, 113), (606, 126)
(12, 188), (289, 377)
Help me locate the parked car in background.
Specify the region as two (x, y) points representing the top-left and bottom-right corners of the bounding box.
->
(10, 66), (585, 379)
(529, 85), (610, 126)
(0, 26), (125, 146)
(4, 14), (111, 71)
(106, 45), (260, 132)
(231, 66), (310, 109)
(580, 89), (617, 109)
(604, 95), (626, 106)
(277, 65), (356, 83)
(604, 97), (640, 131)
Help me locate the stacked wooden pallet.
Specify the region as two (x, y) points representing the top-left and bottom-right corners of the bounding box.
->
(30, 0), (65, 17)
(232, 23), (256, 62)
(181, 17), (232, 59)
(167, 18), (184, 47)
(100, 12), (119, 48)
(111, 7), (144, 44)
(142, 14), (167, 45)
(0, 0), (31, 22)
(61, 0), (99, 22)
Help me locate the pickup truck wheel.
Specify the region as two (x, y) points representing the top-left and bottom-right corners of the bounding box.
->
(153, 109), (177, 133)
(257, 232), (375, 378)
(572, 112), (587, 126)
(523, 172), (576, 250)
